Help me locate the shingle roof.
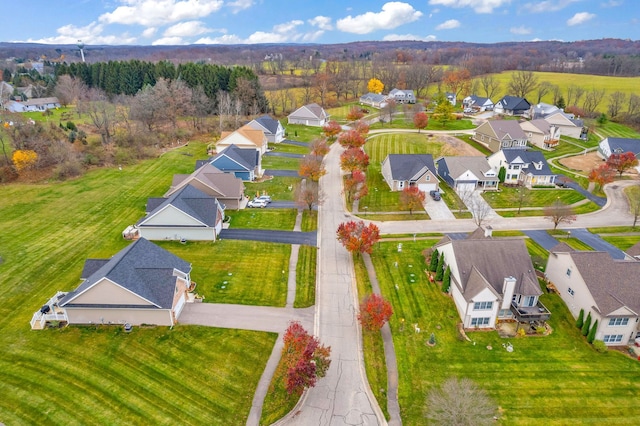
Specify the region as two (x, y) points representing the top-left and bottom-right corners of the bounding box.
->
(385, 154), (436, 181)
(605, 137), (640, 155)
(487, 120), (527, 140)
(168, 163), (244, 200)
(60, 238), (191, 309)
(440, 156), (495, 181)
(253, 115), (280, 134)
(497, 95), (530, 111)
(212, 144), (258, 171)
(140, 184), (219, 227)
(502, 150), (554, 176)
(360, 93), (388, 103)
(305, 103), (328, 119)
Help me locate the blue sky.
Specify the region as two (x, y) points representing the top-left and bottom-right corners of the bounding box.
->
(3, 1), (638, 46)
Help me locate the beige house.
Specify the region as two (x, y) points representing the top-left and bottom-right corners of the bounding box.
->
(473, 120), (528, 152)
(546, 247), (640, 346)
(217, 124), (268, 155)
(520, 119), (560, 150)
(31, 238), (192, 329)
(543, 111), (587, 140)
(381, 154), (438, 193)
(167, 163), (246, 210)
(287, 103), (329, 127)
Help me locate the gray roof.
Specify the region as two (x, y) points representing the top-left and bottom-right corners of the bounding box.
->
(487, 119), (527, 140)
(252, 115), (280, 135)
(168, 163), (244, 200)
(465, 95), (492, 106)
(60, 238), (191, 309)
(567, 251), (640, 316)
(385, 154), (436, 181)
(140, 184), (219, 227)
(439, 156), (495, 181)
(211, 144), (258, 171)
(527, 119), (554, 134)
(360, 93), (388, 103)
(502, 150), (554, 176)
(497, 95), (530, 112)
(604, 137), (640, 155)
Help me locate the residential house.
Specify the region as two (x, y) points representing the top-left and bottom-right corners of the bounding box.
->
(473, 119), (528, 152)
(381, 154), (438, 193)
(520, 119), (561, 150)
(246, 115), (285, 143)
(462, 95), (494, 112)
(287, 103), (329, 127)
(436, 156), (499, 192)
(544, 111), (587, 140)
(434, 229), (550, 329)
(445, 92), (457, 106)
(488, 150), (556, 187)
(5, 96), (61, 113)
(31, 238), (192, 329)
(546, 248), (640, 346)
(387, 88), (416, 104)
(493, 95), (531, 116)
(167, 163), (246, 210)
(359, 93), (388, 109)
(137, 184), (224, 241)
(208, 144), (262, 181)
(217, 124), (268, 155)
(597, 137), (640, 160)
(529, 102), (560, 119)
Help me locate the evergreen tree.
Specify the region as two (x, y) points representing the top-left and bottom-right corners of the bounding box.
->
(435, 253), (445, 281)
(556, 96), (566, 109)
(581, 312), (592, 336)
(576, 309), (584, 329)
(498, 167), (506, 183)
(587, 320), (598, 343)
(429, 249), (439, 272)
(442, 266), (451, 293)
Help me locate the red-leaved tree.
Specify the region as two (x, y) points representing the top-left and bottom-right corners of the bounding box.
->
(399, 186), (426, 214)
(298, 154), (326, 182)
(338, 129), (366, 149)
(588, 164), (615, 189)
(340, 147), (370, 174)
(358, 294), (393, 331)
(309, 138), (330, 157)
(354, 120), (370, 136)
(282, 321), (331, 396)
(413, 111), (429, 133)
(344, 169), (368, 203)
(322, 120), (342, 142)
(346, 106), (365, 121)
(606, 152), (639, 177)
(336, 220), (380, 255)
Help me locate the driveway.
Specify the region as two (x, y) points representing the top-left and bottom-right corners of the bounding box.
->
(282, 139), (308, 147)
(523, 230), (560, 251)
(462, 189), (500, 221)
(219, 229), (317, 246)
(560, 176), (606, 207)
(264, 152), (304, 159)
(570, 228), (628, 259)
(424, 197), (455, 219)
(265, 169), (299, 177)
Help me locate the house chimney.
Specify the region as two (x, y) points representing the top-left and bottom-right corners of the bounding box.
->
(502, 276), (516, 310)
(484, 225), (493, 238)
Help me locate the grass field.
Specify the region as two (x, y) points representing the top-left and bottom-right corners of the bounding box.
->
(262, 155), (301, 170)
(226, 208), (297, 230)
(368, 240), (640, 425)
(0, 142), (281, 424)
(482, 187), (585, 208)
(246, 176), (300, 201)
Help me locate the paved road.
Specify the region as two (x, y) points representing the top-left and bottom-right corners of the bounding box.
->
(219, 229), (317, 246)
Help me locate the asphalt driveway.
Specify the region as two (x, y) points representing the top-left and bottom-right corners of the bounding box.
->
(570, 228), (627, 259)
(219, 229), (317, 246)
(264, 169), (299, 177)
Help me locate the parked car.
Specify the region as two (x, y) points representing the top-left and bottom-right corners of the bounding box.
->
(429, 190), (441, 201)
(247, 198), (268, 208)
(256, 195), (272, 203)
(463, 108), (473, 113)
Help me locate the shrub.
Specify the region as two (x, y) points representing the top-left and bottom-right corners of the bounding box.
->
(592, 340), (607, 353)
(576, 309), (584, 329)
(435, 253), (445, 281)
(0, 165), (18, 183)
(581, 312), (592, 336)
(429, 249), (439, 272)
(428, 333), (436, 345)
(587, 320), (598, 343)
(442, 266), (451, 293)
(53, 160), (83, 180)
(66, 121), (77, 131)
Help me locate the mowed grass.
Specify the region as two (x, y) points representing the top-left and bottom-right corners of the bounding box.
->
(482, 187), (585, 208)
(262, 155), (301, 170)
(368, 241), (640, 425)
(283, 123), (324, 142)
(226, 208), (298, 230)
(295, 245), (317, 308)
(0, 142), (278, 424)
(246, 176), (300, 201)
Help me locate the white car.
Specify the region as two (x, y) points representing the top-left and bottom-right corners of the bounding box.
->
(247, 199), (268, 208)
(256, 195), (272, 203)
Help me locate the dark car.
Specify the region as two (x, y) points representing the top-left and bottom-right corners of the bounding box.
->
(429, 190), (441, 201)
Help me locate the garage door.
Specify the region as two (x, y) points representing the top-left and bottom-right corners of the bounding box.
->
(456, 183), (476, 193)
(418, 183), (437, 192)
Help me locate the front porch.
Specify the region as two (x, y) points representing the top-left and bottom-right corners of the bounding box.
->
(30, 291), (69, 330)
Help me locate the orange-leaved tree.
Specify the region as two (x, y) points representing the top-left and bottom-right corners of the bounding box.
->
(340, 147), (370, 174)
(367, 78), (384, 94)
(354, 120), (370, 136)
(399, 186), (426, 215)
(606, 152), (638, 177)
(588, 164), (615, 189)
(358, 294), (393, 331)
(344, 169), (368, 203)
(322, 120), (342, 142)
(12, 149), (38, 172)
(336, 220), (380, 255)
(346, 106), (365, 121)
(309, 138), (330, 157)
(298, 154), (326, 182)
(413, 111), (429, 133)
(282, 321), (331, 396)
(338, 129), (365, 149)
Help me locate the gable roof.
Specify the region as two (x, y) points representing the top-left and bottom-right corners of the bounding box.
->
(501, 150), (554, 176)
(545, 111), (584, 128)
(289, 103), (328, 120)
(524, 119), (554, 134)
(603, 137), (640, 155)
(440, 156), (496, 180)
(385, 154), (436, 181)
(22, 97), (60, 107)
(211, 144), (258, 171)
(168, 163), (244, 199)
(360, 93), (388, 103)
(140, 184), (219, 227)
(563, 251), (640, 316)
(484, 119), (527, 140)
(60, 238), (191, 309)
(219, 125), (266, 149)
(497, 96), (530, 111)
(464, 95), (492, 106)
(248, 115), (281, 135)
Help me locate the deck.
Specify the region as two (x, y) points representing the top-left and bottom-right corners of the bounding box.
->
(510, 301), (551, 323)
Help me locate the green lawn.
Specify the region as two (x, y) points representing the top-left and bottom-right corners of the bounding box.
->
(601, 235), (640, 250)
(262, 155), (301, 170)
(357, 213), (430, 221)
(283, 123), (323, 142)
(483, 187), (585, 209)
(246, 176), (300, 201)
(294, 245), (317, 308)
(0, 142), (279, 424)
(367, 241), (640, 425)
(269, 142), (309, 155)
(301, 209), (318, 232)
(226, 208), (297, 230)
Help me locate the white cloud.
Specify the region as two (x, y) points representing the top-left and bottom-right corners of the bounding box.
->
(428, 0), (511, 14)
(302, 31), (325, 42)
(163, 21), (211, 37)
(273, 20), (304, 33)
(152, 36), (186, 45)
(601, 0), (623, 7)
(227, 0), (254, 13)
(436, 19), (461, 30)
(194, 20), (307, 44)
(383, 33), (437, 41)
(99, 0), (223, 27)
(142, 27), (158, 38)
(567, 12), (596, 26)
(523, 0), (579, 14)
(195, 34), (243, 44)
(510, 25), (531, 35)
(308, 16), (333, 30)
(336, 2), (423, 34)
(19, 21), (137, 45)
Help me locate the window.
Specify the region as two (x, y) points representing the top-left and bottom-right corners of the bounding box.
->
(473, 301), (493, 311)
(523, 296), (536, 307)
(608, 318), (629, 327)
(567, 287), (574, 296)
(425, 175), (430, 181)
(566, 268), (572, 277)
(471, 317), (491, 326)
(603, 334), (623, 344)
(398, 181), (404, 189)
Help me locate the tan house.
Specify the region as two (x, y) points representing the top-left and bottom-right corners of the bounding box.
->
(520, 119), (560, 150)
(167, 163), (246, 210)
(546, 248), (640, 346)
(31, 238), (192, 329)
(381, 154), (438, 193)
(543, 111), (587, 140)
(287, 103), (329, 127)
(473, 120), (528, 152)
(217, 124), (268, 155)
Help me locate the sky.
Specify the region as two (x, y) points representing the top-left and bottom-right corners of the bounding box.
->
(2, 0), (638, 46)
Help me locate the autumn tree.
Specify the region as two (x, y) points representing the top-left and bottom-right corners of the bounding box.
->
(354, 120), (370, 136)
(340, 147), (370, 174)
(508, 70), (538, 98)
(338, 129), (366, 149)
(606, 152), (638, 177)
(12, 150), (38, 172)
(544, 200), (577, 230)
(346, 106), (365, 121)
(413, 111), (429, 133)
(298, 154), (326, 182)
(54, 74), (86, 106)
(322, 120), (342, 142)
(425, 377), (497, 426)
(381, 99), (397, 124)
(608, 91), (626, 119)
(282, 321), (331, 396)
(309, 138), (330, 157)
(588, 164), (615, 189)
(443, 68), (471, 104)
(295, 179), (322, 211)
(358, 294), (393, 331)
(399, 186), (426, 215)
(336, 220), (380, 255)
(344, 169), (368, 204)
(78, 88), (116, 145)
(367, 78), (384, 94)
(434, 94), (454, 127)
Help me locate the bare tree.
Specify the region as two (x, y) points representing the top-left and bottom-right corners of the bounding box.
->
(544, 200), (577, 230)
(78, 88), (116, 145)
(508, 70), (538, 98)
(535, 81), (553, 103)
(479, 75), (500, 99)
(512, 185), (530, 214)
(54, 75), (86, 106)
(582, 88), (606, 115)
(607, 91), (626, 119)
(425, 377), (497, 426)
(627, 93), (640, 116)
(295, 179), (323, 211)
(626, 185), (640, 228)
(381, 99), (397, 124)
(551, 84), (562, 105)
(216, 90), (232, 133)
(456, 187), (474, 213)
(566, 85), (585, 108)
(470, 196), (493, 228)
(191, 85), (213, 130)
